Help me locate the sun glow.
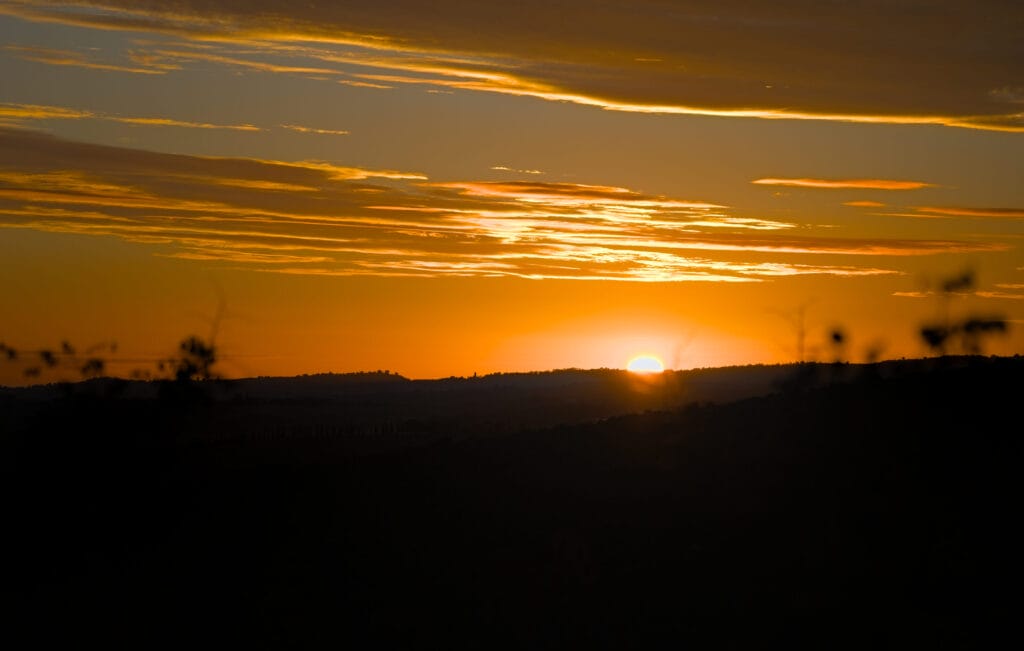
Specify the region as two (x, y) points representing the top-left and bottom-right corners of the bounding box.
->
(626, 355), (665, 373)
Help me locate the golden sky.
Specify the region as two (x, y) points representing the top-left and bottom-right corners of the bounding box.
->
(1, 1), (1022, 383)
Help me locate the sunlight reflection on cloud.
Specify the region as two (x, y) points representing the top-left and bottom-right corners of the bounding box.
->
(0, 128), (1007, 282)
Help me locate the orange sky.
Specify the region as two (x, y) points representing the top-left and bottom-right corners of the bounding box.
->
(1, 1), (1022, 384)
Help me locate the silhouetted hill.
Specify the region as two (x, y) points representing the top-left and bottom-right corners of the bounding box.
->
(2, 356), (1021, 648)
(0, 360), (885, 438)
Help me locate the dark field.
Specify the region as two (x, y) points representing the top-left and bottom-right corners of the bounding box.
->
(3, 357), (1022, 648)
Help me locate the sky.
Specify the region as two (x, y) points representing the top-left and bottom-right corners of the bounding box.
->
(1, 1), (1022, 383)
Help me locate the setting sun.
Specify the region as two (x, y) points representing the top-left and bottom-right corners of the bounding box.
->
(627, 355), (665, 374)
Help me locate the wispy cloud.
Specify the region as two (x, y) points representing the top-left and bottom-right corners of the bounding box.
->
(977, 283), (1024, 300)
(990, 87), (1024, 105)
(491, 165), (544, 175)
(844, 200), (886, 208)
(114, 116), (258, 130)
(975, 291), (1024, 300)
(0, 102), (260, 131)
(0, 128), (1005, 282)
(426, 181), (725, 209)
(338, 79), (392, 89)
(1, 1), (1023, 131)
(2, 96), (346, 136)
(5, 44), (173, 74)
(894, 288), (1024, 301)
(0, 103), (92, 120)
(912, 206), (1024, 219)
(280, 124), (349, 136)
(142, 47), (341, 75)
(892, 291), (933, 299)
(753, 178), (935, 190)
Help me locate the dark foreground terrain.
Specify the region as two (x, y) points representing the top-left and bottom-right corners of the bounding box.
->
(2, 357), (1022, 648)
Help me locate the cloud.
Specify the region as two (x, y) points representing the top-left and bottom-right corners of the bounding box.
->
(338, 79), (392, 89)
(892, 291), (933, 298)
(0, 103), (93, 120)
(0, 101), (260, 131)
(912, 206), (1024, 219)
(974, 291), (1024, 300)
(143, 47), (340, 75)
(753, 178), (934, 190)
(5, 44), (173, 73)
(895, 288), (1024, 301)
(2, 1), (1023, 131)
(977, 283), (1024, 300)
(0, 127), (1006, 282)
(424, 181), (725, 210)
(989, 87), (1024, 104)
(280, 124), (349, 136)
(844, 200), (886, 208)
(491, 165), (544, 175)
(114, 116), (259, 130)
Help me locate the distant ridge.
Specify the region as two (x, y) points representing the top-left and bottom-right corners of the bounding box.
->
(3, 356), (1019, 439)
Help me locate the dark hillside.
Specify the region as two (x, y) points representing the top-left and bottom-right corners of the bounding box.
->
(2, 357), (1021, 648)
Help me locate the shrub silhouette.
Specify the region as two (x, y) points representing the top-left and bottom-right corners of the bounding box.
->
(918, 269), (1009, 356)
(828, 326), (847, 364)
(160, 335), (218, 382)
(960, 318), (1008, 354)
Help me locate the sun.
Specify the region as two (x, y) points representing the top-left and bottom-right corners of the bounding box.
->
(626, 355), (665, 374)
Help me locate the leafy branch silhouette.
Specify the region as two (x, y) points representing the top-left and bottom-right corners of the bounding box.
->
(1, 335), (218, 386)
(3, 287), (226, 387)
(0, 340), (114, 382)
